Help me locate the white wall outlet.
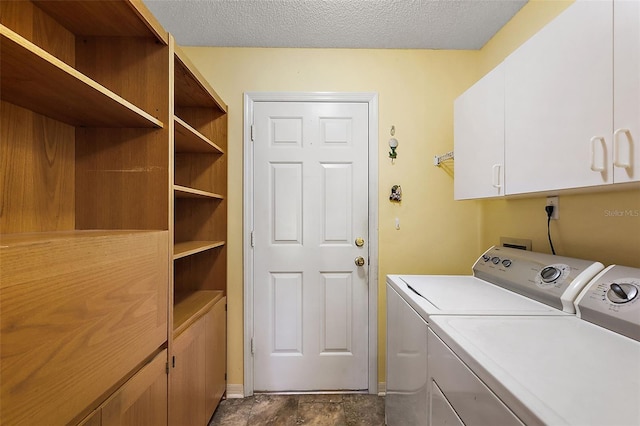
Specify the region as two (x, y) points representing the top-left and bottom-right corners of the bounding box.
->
(546, 196), (559, 220)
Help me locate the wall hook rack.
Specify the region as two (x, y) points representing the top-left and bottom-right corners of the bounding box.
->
(434, 151), (454, 167)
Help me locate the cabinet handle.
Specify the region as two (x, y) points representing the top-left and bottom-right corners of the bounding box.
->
(613, 128), (632, 169)
(590, 136), (607, 172)
(492, 164), (502, 189)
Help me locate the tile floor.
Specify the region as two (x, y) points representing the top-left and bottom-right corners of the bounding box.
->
(208, 393), (385, 426)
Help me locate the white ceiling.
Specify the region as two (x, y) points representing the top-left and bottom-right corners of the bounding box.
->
(142, 0), (528, 50)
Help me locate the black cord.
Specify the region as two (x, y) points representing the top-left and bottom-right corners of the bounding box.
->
(545, 206), (556, 255)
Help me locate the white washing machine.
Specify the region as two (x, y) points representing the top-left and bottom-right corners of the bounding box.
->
(385, 246), (604, 426)
(428, 265), (640, 425)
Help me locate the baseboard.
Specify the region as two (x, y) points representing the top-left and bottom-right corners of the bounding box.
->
(226, 383), (384, 398)
(226, 384), (244, 399)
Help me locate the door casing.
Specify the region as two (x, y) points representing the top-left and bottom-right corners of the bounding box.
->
(243, 92), (379, 396)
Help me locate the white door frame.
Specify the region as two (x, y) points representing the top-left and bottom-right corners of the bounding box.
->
(243, 92), (379, 396)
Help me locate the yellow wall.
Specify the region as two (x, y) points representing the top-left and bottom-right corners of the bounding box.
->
(183, 47), (481, 388)
(183, 0), (640, 391)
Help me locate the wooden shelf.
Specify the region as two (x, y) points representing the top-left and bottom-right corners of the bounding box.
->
(174, 116), (224, 153)
(174, 45), (227, 111)
(0, 26), (163, 128)
(0, 229), (164, 247)
(173, 241), (225, 260)
(33, 0), (168, 43)
(174, 185), (224, 200)
(173, 290), (224, 337)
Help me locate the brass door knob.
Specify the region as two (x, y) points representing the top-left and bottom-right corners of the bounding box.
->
(355, 256), (365, 267)
(355, 237), (365, 247)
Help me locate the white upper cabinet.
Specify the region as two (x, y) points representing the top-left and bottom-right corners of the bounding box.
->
(504, 0), (614, 194)
(613, 0), (640, 184)
(454, 64), (505, 200)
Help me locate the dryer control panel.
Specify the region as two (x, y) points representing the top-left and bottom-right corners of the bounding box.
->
(576, 265), (640, 342)
(472, 246), (604, 313)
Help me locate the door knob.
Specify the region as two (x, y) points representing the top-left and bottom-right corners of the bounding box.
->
(355, 237), (365, 247)
(355, 256), (365, 267)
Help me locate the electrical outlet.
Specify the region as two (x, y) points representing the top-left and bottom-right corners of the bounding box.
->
(546, 196), (559, 220)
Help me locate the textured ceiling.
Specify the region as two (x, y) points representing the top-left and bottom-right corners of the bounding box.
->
(142, 0), (528, 49)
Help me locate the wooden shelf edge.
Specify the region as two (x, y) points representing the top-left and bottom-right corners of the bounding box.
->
(173, 290), (224, 337)
(174, 43), (228, 113)
(174, 116), (224, 154)
(173, 241), (225, 259)
(174, 185), (224, 200)
(1, 26), (163, 129)
(0, 230), (167, 248)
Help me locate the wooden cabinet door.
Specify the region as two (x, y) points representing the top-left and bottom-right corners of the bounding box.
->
(613, 0), (640, 183)
(205, 297), (227, 417)
(170, 317), (206, 426)
(102, 350), (168, 426)
(505, 0), (613, 194)
(454, 63), (505, 200)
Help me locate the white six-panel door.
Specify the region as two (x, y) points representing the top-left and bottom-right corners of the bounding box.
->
(252, 101), (369, 391)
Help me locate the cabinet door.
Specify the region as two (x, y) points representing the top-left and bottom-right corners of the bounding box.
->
(205, 297), (227, 417)
(102, 350), (168, 426)
(170, 318), (206, 426)
(613, 0), (640, 183)
(454, 63), (505, 200)
(505, 0), (613, 194)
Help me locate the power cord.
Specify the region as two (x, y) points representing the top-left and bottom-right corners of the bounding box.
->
(545, 205), (556, 255)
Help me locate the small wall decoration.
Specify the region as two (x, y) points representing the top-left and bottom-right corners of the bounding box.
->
(389, 185), (402, 202)
(389, 138), (399, 162)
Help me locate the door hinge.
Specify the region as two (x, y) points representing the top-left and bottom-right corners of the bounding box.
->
(251, 124), (255, 141)
(166, 362), (170, 375)
(251, 338), (255, 355)
(250, 230), (254, 248)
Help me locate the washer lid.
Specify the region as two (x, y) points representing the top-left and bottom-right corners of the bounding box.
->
(429, 315), (640, 426)
(387, 275), (566, 321)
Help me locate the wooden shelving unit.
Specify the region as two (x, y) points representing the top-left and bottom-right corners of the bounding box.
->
(172, 42), (228, 334)
(2, 2), (228, 424)
(0, 1), (171, 425)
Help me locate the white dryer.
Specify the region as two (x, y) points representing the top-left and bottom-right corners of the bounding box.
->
(385, 246), (604, 426)
(428, 265), (640, 425)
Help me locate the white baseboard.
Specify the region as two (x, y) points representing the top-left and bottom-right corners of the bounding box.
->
(226, 384), (244, 399)
(226, 383), (384, 398)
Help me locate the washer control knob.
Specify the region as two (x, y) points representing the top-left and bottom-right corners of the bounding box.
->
(482, 254), (491, 262)
(491, 256), (500, 265)
(540, 266), (561, 283)
(607, 283), (639, 304)
(501, 259), (512, 267)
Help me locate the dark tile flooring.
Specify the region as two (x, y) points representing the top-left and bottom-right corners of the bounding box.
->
(208, 394), (385, 426)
